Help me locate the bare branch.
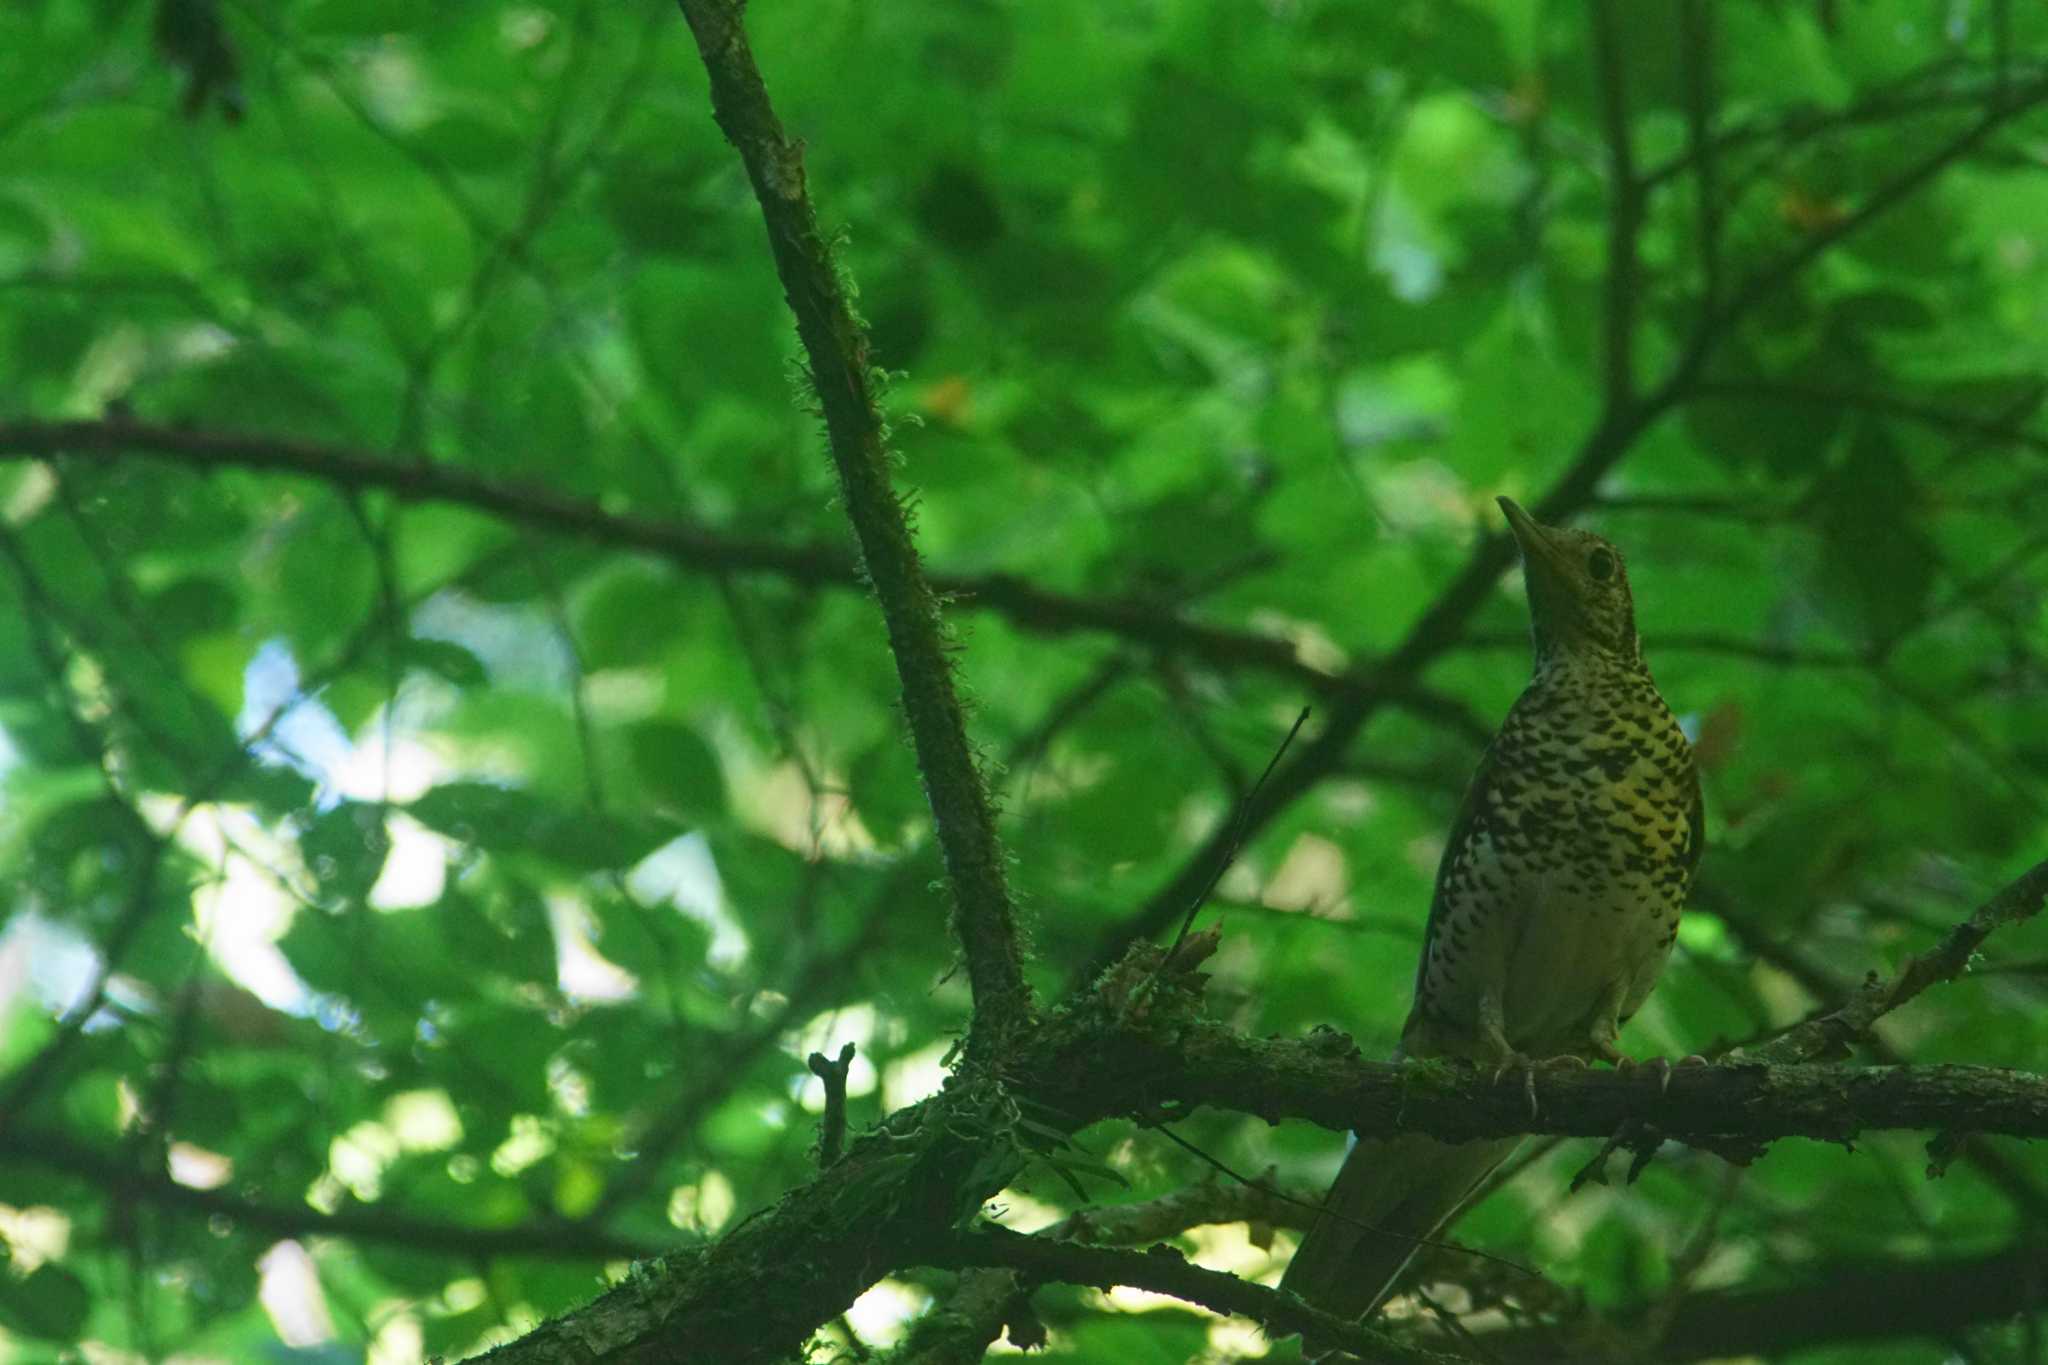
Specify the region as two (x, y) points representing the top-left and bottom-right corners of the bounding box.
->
(892, 1174), (1312, 1363)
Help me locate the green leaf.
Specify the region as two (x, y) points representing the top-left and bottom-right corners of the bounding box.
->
(1811, 427), (1937, 643)
(0, 1261), (90, 1341)
(405, 636), (489, 688)
(301, 800), (392, 906)
(626, 720), (726, 822)
(298, 0), (427, 37)
(408, 781), (676, 871)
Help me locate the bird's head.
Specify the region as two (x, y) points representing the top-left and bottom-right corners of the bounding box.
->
(1497, 496), (1639, 662)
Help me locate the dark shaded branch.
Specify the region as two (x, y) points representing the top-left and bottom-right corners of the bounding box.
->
(1474, 1241), (2048, 1363)
(1042, 1031), (2048, 1149)
(1702, 88), (2048, 334)
(922, 1225), (1460, 1365)
(0, 420), (1503, 721)
(1046, 1170), (1311, 1242)
(1706, 890), (2048, 1223)
(892, 1174), (1311, 1364)
(1638, 68), (2048, 189)
(1689, 380), (2048, 457)
(1753, 859), (2048, 1063)
(0, 1127), (658, 1261)
(0, 416), (858, 563)
(885, 1271), (1021, 1365)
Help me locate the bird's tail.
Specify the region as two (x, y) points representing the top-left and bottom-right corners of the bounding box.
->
(1280, 1131), (1520, 1325)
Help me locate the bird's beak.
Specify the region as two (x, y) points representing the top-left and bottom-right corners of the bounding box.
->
(1496, 496), (1569, 577)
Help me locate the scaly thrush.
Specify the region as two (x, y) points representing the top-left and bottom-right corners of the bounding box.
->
(1281, 496), (1704, 1324)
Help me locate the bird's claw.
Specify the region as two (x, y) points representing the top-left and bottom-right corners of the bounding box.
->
(1491, 1053), (1588, 1118)
(1489, 1054), (1538, 1118)
(1618, 1052), (1709, 1095)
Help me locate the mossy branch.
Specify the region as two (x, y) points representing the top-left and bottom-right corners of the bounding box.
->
(469, 935), (2048, 1364)
(672, 0), (1030, 1059)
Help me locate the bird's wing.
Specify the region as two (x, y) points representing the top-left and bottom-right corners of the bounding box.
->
(1683, 758), (1706, 880)
(1409, 728), (1506, 1006)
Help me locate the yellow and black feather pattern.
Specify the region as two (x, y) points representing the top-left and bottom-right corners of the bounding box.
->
(1405, 648), (1700, 1063)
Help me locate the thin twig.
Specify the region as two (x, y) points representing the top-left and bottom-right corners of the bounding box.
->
(1160, 706), (1311, 961)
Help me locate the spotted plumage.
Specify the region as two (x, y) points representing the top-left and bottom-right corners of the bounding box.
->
(1283, 497), (1704, 1327)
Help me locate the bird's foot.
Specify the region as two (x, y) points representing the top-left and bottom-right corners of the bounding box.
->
(1488, 1053), (1538, 1119)
(1589, 1033), (1710, 1096)
(1490, 1052), (1588, 1119)
(1616, 1052), (1709, 1095)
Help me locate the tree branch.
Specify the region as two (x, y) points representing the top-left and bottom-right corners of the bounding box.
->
(467, 930), (2048, 1363)
(809, 1041), (858, 1166)
(1688, 380), (2048, 457)
(890, 1174), (1312, 1363)
(1040, 1028), (2048, 1150)
(1702, 88), (2048, 335)
(1638, 66), (2048, 189)
(922, 1225), (1460, 1365)
(885, 1270), (1021, 1365)
(1752, 859), (2048, 1064)
(0, 1127), (658, 1261)
(0, 420), (1498, 721)
(1473, 1240), (2048, 1362)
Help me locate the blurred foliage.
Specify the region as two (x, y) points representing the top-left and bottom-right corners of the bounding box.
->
(0, 0), (2046, 1361)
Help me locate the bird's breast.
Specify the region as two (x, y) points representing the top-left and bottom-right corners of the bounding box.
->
(1409, 672), (1696, 1060)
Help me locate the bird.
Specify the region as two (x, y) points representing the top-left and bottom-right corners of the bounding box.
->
(1280, 495), (1704, 1328)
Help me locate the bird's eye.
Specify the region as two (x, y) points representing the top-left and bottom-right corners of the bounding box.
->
(1587, 549), (1616, 582)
